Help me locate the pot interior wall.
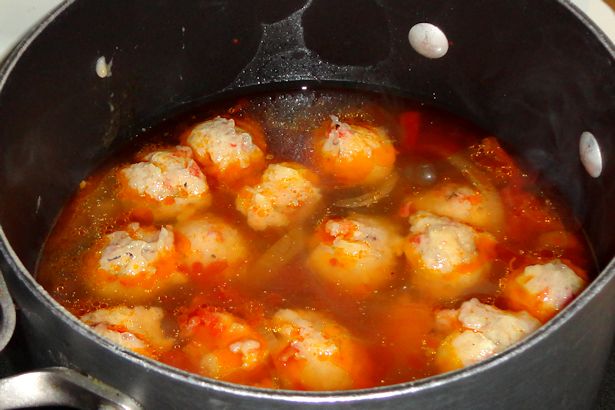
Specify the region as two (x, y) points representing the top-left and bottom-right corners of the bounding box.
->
(0, 0), (614, 276)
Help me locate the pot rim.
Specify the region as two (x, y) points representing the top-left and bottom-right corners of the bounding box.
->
(1, 0), (614, 404)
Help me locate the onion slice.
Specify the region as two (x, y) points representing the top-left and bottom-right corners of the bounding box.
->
(333, 172), (399, 208)
(447, 153), (504, 234)
(447, 154), (493, 189)
(245, 226), (307, 285)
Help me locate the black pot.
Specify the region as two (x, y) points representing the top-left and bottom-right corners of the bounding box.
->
(0, 0), (614, 408)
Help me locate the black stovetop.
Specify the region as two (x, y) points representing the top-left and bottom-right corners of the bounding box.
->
(1, 321), (613, 409)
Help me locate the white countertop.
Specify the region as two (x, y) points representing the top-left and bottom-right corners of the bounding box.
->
(1, 0), (614, 60)
(0, 0), (63, 58)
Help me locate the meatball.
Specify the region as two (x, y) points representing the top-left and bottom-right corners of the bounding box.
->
(403, 182), (504, 233)
(502, 259), (586, 322)
(269, 308), (373, 390)
(312, 115), (396, 187)
(178, 306), (269, 383)
(87, 223), (186, 302)
(80, 306), (174, 358)
(184, 116), (267, 187)
(307, 214), (403, 294)
(235, 162), (322, 231)
(118, 146), (211, 222)
(404, 211), (497, 300)
(175, 215), (249, 278)
(435, 298), (540, 372)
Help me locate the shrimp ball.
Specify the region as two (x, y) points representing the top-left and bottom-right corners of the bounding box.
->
(178, 306), (269, 383)
(312, 115), (396, 187)
(502, 259), (586, 322)
(435, 298), (540, 372)
(80, 306), (174, 358)
(175, 215), (249, 277)
(404, 211), (497, 300)
(86, 223), (186, 302)
(235, 162), (322, 231)
(269, 308), (373, 390)
(118, 146), (211, 222)
(307, 214), (403, 294)
(184, 116), (267, 188)
(403, 182), (504, 234)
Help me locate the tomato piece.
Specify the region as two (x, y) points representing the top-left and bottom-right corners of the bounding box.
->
(470, 137), (525, 187)
(399, 111), (421, 151)
(501, 186), (563, 243)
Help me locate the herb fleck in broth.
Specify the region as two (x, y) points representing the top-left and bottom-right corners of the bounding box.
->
(37, 88), (591, 390)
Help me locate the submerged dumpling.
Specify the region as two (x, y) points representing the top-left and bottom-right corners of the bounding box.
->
(269, 308), (373, 390)
(85, 222), (186, 302)
(175, 214), (250, 278)
(312, 115), (396, 187)
(435, 298), (540, 372)
(184, 116), (267, 187)
(118, 146), (211, 222)
(81, 305), (174, 358)
(502, 259), (586, 322)
(404, 211), (497, 300)
(403, 182), (504, 234)
(178, 305), (270, 383)
(308, 214), (403, 294)
(235, 162), (322, 231)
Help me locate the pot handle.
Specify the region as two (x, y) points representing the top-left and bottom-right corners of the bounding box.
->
(0, 271), (141, 409)
(0, 367), (143, 410)
(0, 270), (16, 353)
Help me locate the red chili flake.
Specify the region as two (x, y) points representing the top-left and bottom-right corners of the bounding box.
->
(189, 164), (202, 177)
(399, 201), (413, 218)
(399, 111), (421, 152)
(232, 38), (240, 45)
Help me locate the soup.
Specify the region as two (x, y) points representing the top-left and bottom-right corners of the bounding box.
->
(37, 88), (591, 390)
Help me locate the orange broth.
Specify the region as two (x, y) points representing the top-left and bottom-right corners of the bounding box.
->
(36, 88), (592, 389)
